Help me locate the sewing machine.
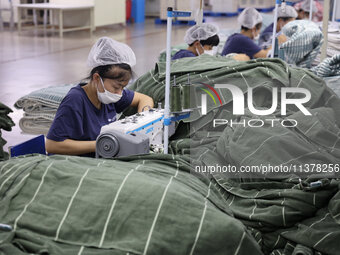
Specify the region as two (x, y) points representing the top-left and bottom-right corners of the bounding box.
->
(96, 107), (176, 158)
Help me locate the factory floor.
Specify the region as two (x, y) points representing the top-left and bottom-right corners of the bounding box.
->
(0, 16), (238, 152)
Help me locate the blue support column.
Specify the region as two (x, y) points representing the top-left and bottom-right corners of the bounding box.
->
(132, 0), (145, 23)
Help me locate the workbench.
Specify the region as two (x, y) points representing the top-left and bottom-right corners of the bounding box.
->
(15, 3), (94, 37)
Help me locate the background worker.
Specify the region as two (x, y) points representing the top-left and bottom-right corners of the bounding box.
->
(172, 23), (220, 60)
(221, 7), (272, 59)
(45, 37), (154, 157)
(259, 5), (298, 48)
(295, 0), (319, 21)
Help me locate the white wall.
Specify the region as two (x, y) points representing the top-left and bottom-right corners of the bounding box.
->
(209, 0), (238, 13)
(145, 0), (160, 16)
(335, 0), (340, 20)
(1, 0), (21, 23)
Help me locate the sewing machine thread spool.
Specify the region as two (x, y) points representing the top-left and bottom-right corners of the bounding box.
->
(170, 76), (182, 112)
(171, 86), (182, 112)
(182, 74), (192, 111)
(182, 74), (198, 111)
(182, 84), (191, 110)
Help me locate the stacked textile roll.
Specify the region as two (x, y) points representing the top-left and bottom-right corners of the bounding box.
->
(0, 102), (15, 161)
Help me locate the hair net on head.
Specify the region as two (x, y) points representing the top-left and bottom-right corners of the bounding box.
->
(278, 5), (298, 18)
(184, 23), (219, 45)
(238, 7), (263, 29)
(87, 37), (136, 69)
(301, 0), (317, 13)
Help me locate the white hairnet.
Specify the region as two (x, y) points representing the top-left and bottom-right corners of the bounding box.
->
(301, 0), (317, 13)
(87, 37), (136, 69)
(184, 23), (219, 45)
(238, 7), (263, 29)
(278, 5), (298, 19)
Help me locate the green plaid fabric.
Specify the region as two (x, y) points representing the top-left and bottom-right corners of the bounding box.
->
(0, 154), (263, 255)
(280, 20), (323, 69)
(2, 56), (340, 254)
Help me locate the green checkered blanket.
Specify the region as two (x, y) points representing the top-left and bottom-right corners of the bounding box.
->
(0, 154), (263, 255)
(281, 20), (324, 68)
(2, 56), (340, 255)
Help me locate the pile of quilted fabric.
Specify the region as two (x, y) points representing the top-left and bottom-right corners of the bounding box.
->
(14, 84), (76, 134)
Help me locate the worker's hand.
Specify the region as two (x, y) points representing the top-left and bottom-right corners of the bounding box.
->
(278, 34), (287, 45)
(131, 92), (154, 112)
(233, 54), (250, 61)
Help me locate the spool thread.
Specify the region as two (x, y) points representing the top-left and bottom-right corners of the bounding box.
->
(182, 85), (191, 110)
(182, 84), (198, 110)
(170, 86), (182, 112)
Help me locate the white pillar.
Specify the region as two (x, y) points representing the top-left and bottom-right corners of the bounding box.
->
(321, 0), (330, 61)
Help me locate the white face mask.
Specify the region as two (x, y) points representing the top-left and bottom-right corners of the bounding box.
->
(203, 50), (214, 56)
(253, 30), (260, 41)
(97, 77), (122, 104)
(203, 46), (218, 56)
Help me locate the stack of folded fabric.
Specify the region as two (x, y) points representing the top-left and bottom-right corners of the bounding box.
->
(0, 102), (15, 161)
(14, 84), (76, 135)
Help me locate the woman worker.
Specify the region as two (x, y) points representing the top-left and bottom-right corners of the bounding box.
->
(46, 37), (154, 157)
(259, 5), (297, 48)
(296, 0), (319, 21)
(172, 23), (220, 60)
(221, 7), (272, 59)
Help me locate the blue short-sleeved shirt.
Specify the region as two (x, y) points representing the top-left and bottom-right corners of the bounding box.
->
(221, 33), (262, 59)
(263, 23), (274, 35)
(259, 23), (274, 48)
(47, 84), (134, 157)
(172, 49), (196, 60)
